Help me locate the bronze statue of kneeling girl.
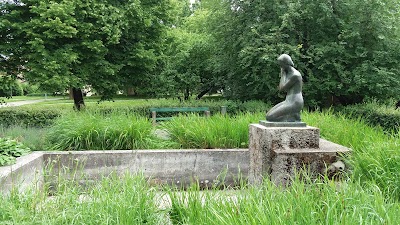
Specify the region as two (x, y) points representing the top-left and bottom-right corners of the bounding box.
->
(266, 54), (304, 122)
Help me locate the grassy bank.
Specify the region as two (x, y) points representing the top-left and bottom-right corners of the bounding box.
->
(303, 110), (400, 200)
(0, 174), (165, 224)
(1, 109), (399, 224)
(45, 110), (400, 199)
(0, 173), (399, 224)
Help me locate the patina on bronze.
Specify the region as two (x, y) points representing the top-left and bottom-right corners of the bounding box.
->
(266, 54), (304, 122)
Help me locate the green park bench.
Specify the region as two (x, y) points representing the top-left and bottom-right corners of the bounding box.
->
(149, 107), (211, 125)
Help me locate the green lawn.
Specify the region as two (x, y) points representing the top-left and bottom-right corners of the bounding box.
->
(2, 95), (64, 102)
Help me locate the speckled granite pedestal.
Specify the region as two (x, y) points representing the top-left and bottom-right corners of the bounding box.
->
(248, 121), (350, 186)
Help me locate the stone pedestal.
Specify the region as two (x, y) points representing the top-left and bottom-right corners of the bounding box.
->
(248, 123), (349, 186)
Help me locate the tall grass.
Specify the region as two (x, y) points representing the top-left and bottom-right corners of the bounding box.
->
(303, 110), (400, 200)
(162, 113), (263, 149)
(2, 173), (399, 224)
(0, 174), (166, 224)
(1, 109), (400, 224)
(167, 177), (400, 225)
(45, 111), (154, 150)
(0, 125), (48, 150)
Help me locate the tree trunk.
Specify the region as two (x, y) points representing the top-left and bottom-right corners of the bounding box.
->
(184, 87), (190, 101)
(196, 87), (212, 100)
(127, 87), (135, 96)
(72, 87), (85, 110)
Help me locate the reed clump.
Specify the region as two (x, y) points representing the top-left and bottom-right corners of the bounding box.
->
(45, 111), (154, 150)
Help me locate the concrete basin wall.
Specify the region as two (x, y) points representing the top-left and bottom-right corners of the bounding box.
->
(0, 149), (249, 194)
(0, 152), (44, 194)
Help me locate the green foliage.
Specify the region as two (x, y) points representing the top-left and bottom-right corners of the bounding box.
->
(162, 113), (260, 148)
(304, 110), (400, 200)
(1, 172), (400, 224)
(2, 0), (400, 106)
(40, 99), (267, 150)
(0, 108), (60, 127)
(1, 98), (269, 127)
(167, 178), (400, 224)
(0, 174), (163, 224)
(337, 101), (400, 132)
(20, 82), (40, 95)
(1, 0), (171, 97)
(0, 76), (23, 97)
(189, 0), (400, 107)
(159, 7), (223, 99)
(0, 126), (48, 151)
(45, 111), (155, 150)
(0, 137), (31, 166)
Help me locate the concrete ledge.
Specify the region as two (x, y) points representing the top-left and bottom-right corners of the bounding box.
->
(248, 123), (351, 185)
(273, 139), (350, 153)
(0, 152), (44, 194)
(259, 120), (307, 127)
(1, 149), (249, 194)
(271, 139), (350, 186)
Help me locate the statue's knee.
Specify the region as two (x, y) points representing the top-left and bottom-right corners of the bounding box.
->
(266, 113), (278, 121)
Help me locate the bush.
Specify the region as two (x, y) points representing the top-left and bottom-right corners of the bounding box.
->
(0, 137), (31, 166)
(0, 78), (23, 97)
(337, 102), (400, 132)
(20, 83), (40, 95)
(0, 108), (61, 127)
(93, 99), (269, 116)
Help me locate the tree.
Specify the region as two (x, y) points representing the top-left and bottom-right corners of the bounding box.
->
(1, 0), (32, 100)
(194, 0), (400, 107)
(1, 0), (172, 106)
(107, 0), (172, 98)
(159, 0), (224, 100)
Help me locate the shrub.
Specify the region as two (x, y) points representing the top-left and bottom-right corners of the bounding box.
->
(92, 99), (269, 117)
(337, 101), (400, 132)
(0, 78), (23, 97)
(0, 126), (48, 151)
(0, 137), (31, 166)
(20, 83), (40, 95)
(0, 108), (61, 127)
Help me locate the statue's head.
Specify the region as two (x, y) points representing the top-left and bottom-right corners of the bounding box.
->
(277, 54), (294, 67)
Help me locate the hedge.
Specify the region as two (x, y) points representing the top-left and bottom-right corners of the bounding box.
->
(0, 108), (61, 127)
(0, 100), (270, 127)
(337, 103), (400, 132)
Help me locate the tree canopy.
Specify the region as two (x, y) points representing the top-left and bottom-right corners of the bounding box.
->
(195, 0), (400, 107)
(1, 0), (170, 98)
(1, 0), (399, 107)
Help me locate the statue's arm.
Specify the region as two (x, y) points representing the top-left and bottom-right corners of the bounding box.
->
(279, 70), (286, 89)
(279, 75), (299, 91)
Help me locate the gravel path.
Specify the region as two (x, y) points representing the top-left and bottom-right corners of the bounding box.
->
(0, 98), (63, 108)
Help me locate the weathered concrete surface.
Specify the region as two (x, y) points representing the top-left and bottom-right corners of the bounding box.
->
(248, 124), (320, 184)
(0, 149), (249, 194)
(248, 124), (349, 186)
(0, 152), (44, 195)
(271, 139), (350, 186)
(43, 149), (249, 189)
